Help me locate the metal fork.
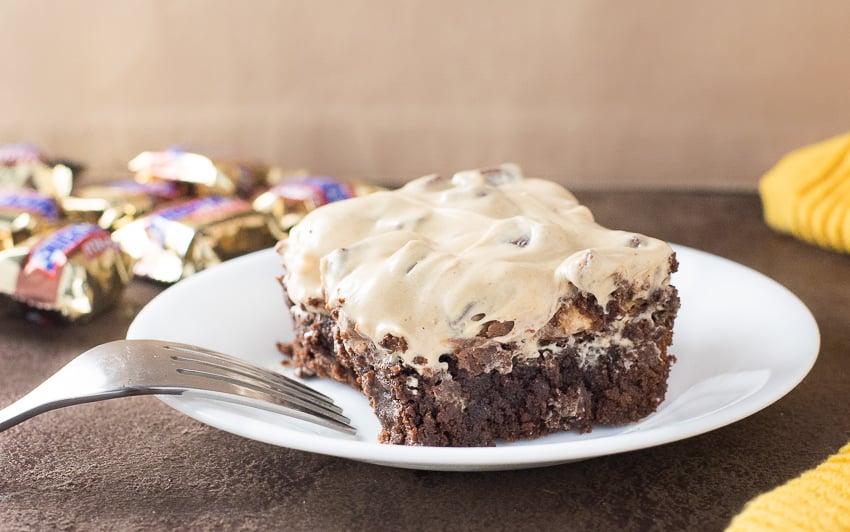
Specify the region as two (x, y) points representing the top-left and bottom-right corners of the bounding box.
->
(0, 339), (356, 435)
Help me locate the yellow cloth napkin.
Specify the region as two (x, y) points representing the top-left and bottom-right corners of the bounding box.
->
(727, 443), (850, 531)
(752, 134), (850, 528)
(760, 132), (850, 252)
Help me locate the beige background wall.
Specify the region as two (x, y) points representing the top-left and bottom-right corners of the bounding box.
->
(1, 0), (849, 189)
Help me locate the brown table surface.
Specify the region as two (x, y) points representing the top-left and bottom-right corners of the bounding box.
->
(1, 190), (847, 531)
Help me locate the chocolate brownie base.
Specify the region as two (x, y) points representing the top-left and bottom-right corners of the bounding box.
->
(282, 280), (680, 447)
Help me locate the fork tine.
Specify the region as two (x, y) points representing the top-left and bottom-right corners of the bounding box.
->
(158, 343), (355, 430)
(165, 349), (343, 416)
(171, 355), (344, 415)
(162, 344), (335, 406)
(172, 368), (357, 434)
(173, 363), (352, 427)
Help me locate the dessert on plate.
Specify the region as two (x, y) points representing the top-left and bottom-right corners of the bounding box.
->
(276, 164), (680, 446)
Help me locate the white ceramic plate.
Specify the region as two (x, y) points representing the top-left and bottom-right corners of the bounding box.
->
(127, 246), (819, 471)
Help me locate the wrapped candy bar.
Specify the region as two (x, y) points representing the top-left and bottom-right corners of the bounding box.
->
(0, 143), (76, 198)
(0, 189), (61, 251)
(129, 148), (275, 199)
(113, 195), (276, 283)
(0, 223), (132, 321)
(252, 175), (384, 238)
(61, 179), (183, 231)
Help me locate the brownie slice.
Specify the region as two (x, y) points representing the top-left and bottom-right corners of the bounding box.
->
(277, 164), (681, 446)
(282, 265), (679, 446)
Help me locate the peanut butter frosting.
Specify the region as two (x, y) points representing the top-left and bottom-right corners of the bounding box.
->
(277, 164), (675, 371)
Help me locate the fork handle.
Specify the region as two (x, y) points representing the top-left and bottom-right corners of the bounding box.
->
(0, 388), (177, 433)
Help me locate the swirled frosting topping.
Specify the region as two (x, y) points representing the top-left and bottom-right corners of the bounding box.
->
(278, 164), (674, 370)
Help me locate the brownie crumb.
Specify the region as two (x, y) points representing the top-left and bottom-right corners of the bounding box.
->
(379, 334), (409, 353)
(276, 341), (294, 366)
(295, 366), (316, 378)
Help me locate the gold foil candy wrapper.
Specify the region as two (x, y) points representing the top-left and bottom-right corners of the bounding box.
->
(252, 176), (384, 238)
(129, 148), (274, 199)
(0, 223), (132, 321)
(0, 189), (61, 251)
(0, 143), (76, 198)
(113, 195), (276, 283)
(61, 179), (183, 231)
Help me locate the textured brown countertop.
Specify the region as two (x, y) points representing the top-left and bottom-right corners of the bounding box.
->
(1, 190), (847, 531)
